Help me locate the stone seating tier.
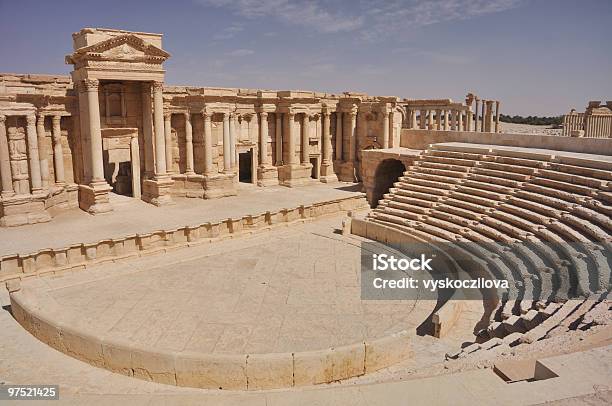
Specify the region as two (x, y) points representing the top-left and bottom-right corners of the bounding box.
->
(363, 144), (611, 352)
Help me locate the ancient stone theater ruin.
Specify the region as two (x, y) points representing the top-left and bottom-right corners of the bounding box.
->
(0, 28), (610, 403)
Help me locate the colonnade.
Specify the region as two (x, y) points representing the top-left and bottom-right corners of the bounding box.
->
(0, 112), (67, 197)
(404, 97), (501, 132)
(563, 105), (612, 138)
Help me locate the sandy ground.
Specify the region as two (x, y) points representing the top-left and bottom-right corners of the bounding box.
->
(500, 122), (563, 136)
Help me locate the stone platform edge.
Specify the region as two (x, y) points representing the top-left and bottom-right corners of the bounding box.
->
(9, 266), (413, 390)
(0, 194), (367, 284)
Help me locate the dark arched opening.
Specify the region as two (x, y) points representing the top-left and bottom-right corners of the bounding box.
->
(371, 159), (406, 208)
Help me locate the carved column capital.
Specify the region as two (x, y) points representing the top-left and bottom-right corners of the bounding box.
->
(26, 114), (36, 126)
(260, 111), (268, 120)
(0, 115), (6, 124)
(201, 110), (212, 121)
(81, 79), (99, 92)
(164, 112), (172, 120)
(152, 81), (164, 92)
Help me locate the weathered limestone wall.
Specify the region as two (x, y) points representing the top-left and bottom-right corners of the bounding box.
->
(0, 74), (81, 226)
(400, 129), (612, 155)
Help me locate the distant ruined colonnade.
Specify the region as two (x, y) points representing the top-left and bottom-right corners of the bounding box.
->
(562, 101), (612, 138)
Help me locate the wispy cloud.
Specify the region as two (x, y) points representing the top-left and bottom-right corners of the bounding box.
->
(197, 0), (522, 39)
(197, 0), (364, 34)
(226, 48), (255, 57)
(212, 23), (244, 40)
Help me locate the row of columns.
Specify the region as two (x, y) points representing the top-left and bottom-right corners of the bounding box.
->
(407, 108), (470, 131)
(584, 115), (612, 138)
(405, 100), (500, 132)
(0, 113), (67, 197)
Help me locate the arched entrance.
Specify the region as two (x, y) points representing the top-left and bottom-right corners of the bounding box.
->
(371, 159), (406, 208)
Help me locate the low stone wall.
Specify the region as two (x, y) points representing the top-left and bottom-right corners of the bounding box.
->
(0, 194), (367, 283)
(9, 285), (413, 389)
(400, 129), (612, 155)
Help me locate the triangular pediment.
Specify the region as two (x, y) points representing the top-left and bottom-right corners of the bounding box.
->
(68, 34), (170, 64)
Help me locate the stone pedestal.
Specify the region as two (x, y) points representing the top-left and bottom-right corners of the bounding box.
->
(0, 193), (52, 227)
(319, 163), (338, 183)
(278, 163), (312, 187)
(202, 172), (237, 199)
(335, 161), (358, 183)
(142, 176), (174, 206)
(170, 173), (236, 199)
(257, 165), (279, 187)
(78, 181), (113, 214)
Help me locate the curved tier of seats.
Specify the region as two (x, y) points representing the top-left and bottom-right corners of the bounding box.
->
(367, 143), (611, 347)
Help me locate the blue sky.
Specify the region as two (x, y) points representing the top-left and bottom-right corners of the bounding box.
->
(0, 0), (610, 116)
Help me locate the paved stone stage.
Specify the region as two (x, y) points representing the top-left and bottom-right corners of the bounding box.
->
(9, 215), (457, 390)
(0, 182), (363, 256)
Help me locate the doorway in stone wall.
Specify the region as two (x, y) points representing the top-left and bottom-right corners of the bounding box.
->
(238, 150), (253, 183)
(371, 158), (406, 208)
(310, 157), (319, 179)
(101, 128), (141, 199)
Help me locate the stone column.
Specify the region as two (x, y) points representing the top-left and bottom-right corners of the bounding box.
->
(141, 83), (154, 178)
(427, 110), (434, 130)
(130, 135), (141, 199)
(51, 115), (65, 185)
(259, 112), (270, 165)
(78, 79), (112, 213)
(465, 107), (472, 131)
(435, 109), (442, 130)
(335, 112), (343, 161)
(286, 112), (296, 164)
(84, 80), (105, 183)
(36, 114), (49, 189)
(443, 110), (449, 130)
(256, 111), (278, 187)
(481, 99), (486, 132)
(184, 112), (195, 175)
(222, 113), (231, 172)
(485, 100), (494, 132)
(388, 111), (395, 147)
(275, 113), (283, 165)
(475, 98), (481, 132)
(202, 112), (213, 175)
(410, 109), (417, 129)
(152, 81), (167, 176)
(229, 113), (237, 169)
(348, 111), (357, 163)
(320, 111), (337, 183)
(164, 112), (173, 173)
(382, 110), (390, 148)
(458, 110), (464, 131)
(0, 115), (14, 196)
(301, 113), (309, 164)
(419, 110), (426, 129)
(26, 114), (43, 192)
(495, 101), (501, 133)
